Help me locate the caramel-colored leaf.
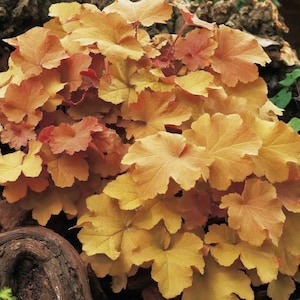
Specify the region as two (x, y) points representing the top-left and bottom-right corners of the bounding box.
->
(122, 131), (212, 200)
(220, 178), (285, 246)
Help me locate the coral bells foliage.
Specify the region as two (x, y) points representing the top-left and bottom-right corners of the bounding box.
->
(1, 0), (300, 298)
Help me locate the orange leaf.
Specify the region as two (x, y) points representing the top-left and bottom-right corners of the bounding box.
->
(2, 77), (49, 124)
(178, 187), (211, 229)
(39, 116), (105, 155)
(122, 131), (212, 200)
(47, 152), (89, 187)
(104, 0), (172, 26)
(59, 53), (92, 92)
(0, 121), (36, 150)
(184, 113), (262, 190)
(5, 27), (68, 76)
(71, 11), (144, 60)
(174, 28), (217, 71)
(125, 90), (191, 139)
(252, 119), (300, 183)
(210, 25), (271, 87)
(220, 178), (285, 246)
(3, 174), (49, 203)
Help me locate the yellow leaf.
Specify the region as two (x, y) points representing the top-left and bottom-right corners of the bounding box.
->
(47, 152), (89, 187)
(184, 113), (262, 190)
(0, 151), (24, 183)
(220, 178), (285, 246)
(175, 71), (215, 96)
(252, 119), (300, 182)
(131, 227), (204, 299)
(182, 255), (254, 300)
(22, 140), (43, 177)
(205, 224), (279, 283)
(267, 273), (295, 300)
(104, 0), (172, 26)
(133, 195), (183, 234)
(99, 59), (138, 104)
(122, 131), (212, 200)
(103, 173), (144, 210)
(78, 194), (144, 266)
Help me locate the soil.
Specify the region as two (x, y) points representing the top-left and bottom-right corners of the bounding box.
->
(0, 1), (299, 299)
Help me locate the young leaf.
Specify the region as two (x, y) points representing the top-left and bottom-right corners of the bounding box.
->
(103, 0), (172, 27)
(210, 25), (271, 87)
(122, 131), (213, 200)
(39, 116), (105, 155)
(220, 178), (285, 246)
(174, 28), (217, 71)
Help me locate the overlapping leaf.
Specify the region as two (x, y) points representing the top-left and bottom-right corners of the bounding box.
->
(103, 0), (172, 26)
(131, 226), (205, 299)
(182, 255), (254, 300)
(184, 113), (262, 190)
(122, 131), (212, 200)
(252, 119), (300, 182)
(124, 90), (191, 138)
(4, 27), (68, 76)
(205, 224), (279, 283)
(71, 10), (144, 60)
(210, 25), (271, 87)
(220, 178), (285, 246)
(2, 77), (49, 125)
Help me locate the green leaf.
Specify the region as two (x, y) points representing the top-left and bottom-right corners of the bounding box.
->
(0, 287), (16, 300)
(288, 117), (300, 132)
(279, 69), (300, 87)
(269, 87), (292, 109)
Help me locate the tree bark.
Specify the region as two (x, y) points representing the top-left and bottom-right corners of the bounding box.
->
(0, 226), (96, 300)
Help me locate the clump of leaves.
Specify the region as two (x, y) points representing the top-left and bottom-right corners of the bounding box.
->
(1, 0), (300, 299)
(0, 287), (16, 300)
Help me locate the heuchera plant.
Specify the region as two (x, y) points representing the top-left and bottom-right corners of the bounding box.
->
(1, 0), (300, 299)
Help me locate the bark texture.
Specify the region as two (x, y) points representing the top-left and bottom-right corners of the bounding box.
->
(0, 226), (96, 300)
